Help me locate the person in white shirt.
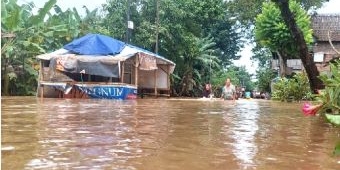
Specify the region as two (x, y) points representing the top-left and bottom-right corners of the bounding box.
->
(221, 78), (236, 100)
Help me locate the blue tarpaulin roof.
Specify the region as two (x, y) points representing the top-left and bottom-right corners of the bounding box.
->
(63, 34), (125, 55)
(37, 33), (176, 78)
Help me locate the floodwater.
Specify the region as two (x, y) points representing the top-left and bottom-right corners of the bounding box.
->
(1, 97), (340, 170)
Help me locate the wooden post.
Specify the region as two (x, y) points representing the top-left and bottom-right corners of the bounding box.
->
(135, 57), (138, 86)
(40, 61), (44, 81)
(121, 62), (125, 83)
(167, 65), (170, 97)
(39, 61), (44, 98)
(88, 74), (91, 82)
(154, 69), (157, 97)
(130, 62), (133, 84)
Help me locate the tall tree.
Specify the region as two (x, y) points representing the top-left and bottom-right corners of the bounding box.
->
(102, 0), (134, 41)
(255, 1), (313, 77)
(178, 36), (220, 96)
(272, 0), (324, 92)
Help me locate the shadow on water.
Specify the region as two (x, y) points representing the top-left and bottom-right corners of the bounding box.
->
(1, 97), (340, 170)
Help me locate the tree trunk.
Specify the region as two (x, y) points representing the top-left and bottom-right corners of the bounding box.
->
(2, 58), (10, 96)
(273, 0), (324, 93)
(277, 51), (287, 77)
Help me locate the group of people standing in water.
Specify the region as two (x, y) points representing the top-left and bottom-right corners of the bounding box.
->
(202, 78), (236, 100)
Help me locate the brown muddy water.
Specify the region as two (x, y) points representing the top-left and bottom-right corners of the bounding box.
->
(1, 97), (340, 170)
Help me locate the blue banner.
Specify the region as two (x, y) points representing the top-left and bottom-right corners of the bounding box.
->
(75, 84), (137, 100)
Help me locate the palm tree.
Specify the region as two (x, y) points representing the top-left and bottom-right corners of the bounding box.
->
(179, 36), (220, 96)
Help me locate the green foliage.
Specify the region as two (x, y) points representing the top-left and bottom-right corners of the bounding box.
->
(1, 0), (249, 97)
(317, 60), (340, 116)
(102, 0), (128, 40)
(325, 114), (340, 126)
(255, 0), (313, 57)
(334, 142), (340, 156)
(176, 35), (220, 96)
(102, 0), (243, 96)
(1, 0), (109, 96)
(271, 72), (312, 101)
(227, 0), (327, 29)
(209, 16), (243, 66)
(29, 0), (56, 24)
(251, 45), (272, 67)
(1, 0), (57, 95)
(226, 0), (264, 26)
(256, 68), (276, 93)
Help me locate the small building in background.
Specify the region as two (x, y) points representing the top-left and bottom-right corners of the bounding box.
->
(311, 14), (340, 74)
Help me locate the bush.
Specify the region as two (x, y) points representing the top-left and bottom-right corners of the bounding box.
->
(271, 72), (312, 102)
(317, 60), (340, 115)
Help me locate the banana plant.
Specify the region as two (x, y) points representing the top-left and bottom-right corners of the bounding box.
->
(1, 0), (57, 95)
(1, 0), (111, 96)
(178, 35), (220, 96)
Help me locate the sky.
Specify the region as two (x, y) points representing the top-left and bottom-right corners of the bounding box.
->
(18, 0), (340, 75)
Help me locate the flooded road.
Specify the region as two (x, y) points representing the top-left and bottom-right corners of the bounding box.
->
(2, 97), (340, 169)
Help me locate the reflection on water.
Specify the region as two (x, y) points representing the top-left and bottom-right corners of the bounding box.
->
(2, 97), (340, 170)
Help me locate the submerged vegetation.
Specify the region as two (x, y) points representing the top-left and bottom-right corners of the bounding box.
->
(301, 59), (340, 126)
(317, 60), (340, 125)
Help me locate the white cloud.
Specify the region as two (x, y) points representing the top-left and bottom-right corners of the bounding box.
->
(316, 0), (340, 14)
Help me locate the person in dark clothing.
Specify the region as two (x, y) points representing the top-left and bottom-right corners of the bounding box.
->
(202, 83), (212, 98)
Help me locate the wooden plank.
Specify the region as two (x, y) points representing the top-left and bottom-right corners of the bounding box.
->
(40, 61), (44, 81)
(39, 61), (44, 99)
(40, 85), (44, 98)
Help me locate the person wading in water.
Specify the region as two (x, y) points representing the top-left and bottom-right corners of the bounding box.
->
(202, 83), (213, 98)
(221, 78), (236, 101)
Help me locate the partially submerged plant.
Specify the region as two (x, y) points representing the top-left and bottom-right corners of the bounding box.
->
(302, 59), (340, 125)
(317, 60), (340, 116)
(302, 103), (323, 116)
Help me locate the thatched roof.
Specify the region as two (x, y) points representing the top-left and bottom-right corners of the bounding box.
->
(311, 15), (340, 42)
